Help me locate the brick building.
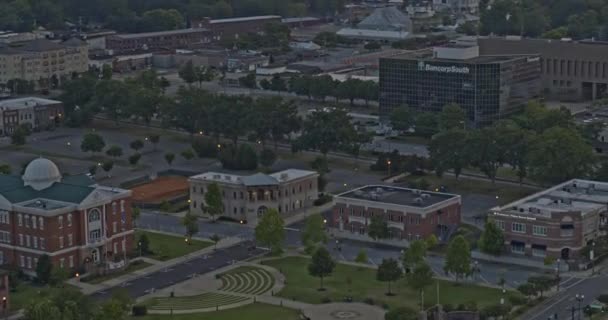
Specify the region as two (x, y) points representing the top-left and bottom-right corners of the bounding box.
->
(192, 15), (282, 42)
(331, 185), (461, 243)
(0, 97), (63, 136)
(490, 179), (608, 261)
(0, 158), (133, 276)
(188, 169), (318, 225)
(106, 28), (212, 54)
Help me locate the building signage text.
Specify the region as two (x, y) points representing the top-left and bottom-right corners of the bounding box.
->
(493, 211), (537, 221)
(418, 61), (470, 74)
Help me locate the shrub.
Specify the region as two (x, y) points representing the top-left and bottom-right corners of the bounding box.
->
(598, 294), (608, 304)
(363, 298), (375, 305)
(128, 153), (141, 165)
(321, 297), (331, 303)
(508, 295), (527, 306)
(313, 194), (333, 206)
(191, 138), (217, 158)
(385, 307), (418, 320)
(132, 305), (147, 316)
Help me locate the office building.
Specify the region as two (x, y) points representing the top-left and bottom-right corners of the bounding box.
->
(0, 158), (133, 275)
(188, 169), (318, 225)
(0, 38), (88, 88)
(331, 185), (461, 243)
(106, 28), (212, 54)
(478, 37), (608, 101)
(379, 41), (541, 126)
(0, 97), (63, 135)
(490, 179), (608, 260)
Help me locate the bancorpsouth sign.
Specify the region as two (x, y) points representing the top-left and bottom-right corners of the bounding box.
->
(417, 61), (470, 74)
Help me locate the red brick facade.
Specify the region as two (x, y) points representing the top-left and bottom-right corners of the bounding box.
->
(192, 16), (282, 42)
(331, 200), (461, 241)
(0, 197), (134, 275)
(106, 29), (212, 54)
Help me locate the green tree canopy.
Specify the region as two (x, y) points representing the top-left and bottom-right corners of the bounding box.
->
(295, 108), (358, 157)
(308, 247), (336, 290)
(439, 104), (466, 131)
(81, 133), (105, 153)
(376, 258), (403, 295)
(182, 212), (199, 243)
(478, 220), (505, 255)
(204, 182), (223, 220)
(301, 214), (328, 251)
(254, 208), (285, 254)
(444, 235), (472, 281)
(429, 129), (469, 179)
(403, 240), (427, 270)
(367, 215), (389, 240)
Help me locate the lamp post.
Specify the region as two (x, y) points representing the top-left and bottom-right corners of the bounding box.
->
(387, 160), (392, 177)
(591, 241), (596, 275)
(571, 294), (584, 320)
(555, 258), (561, 292)
(138, 241), (142, 257)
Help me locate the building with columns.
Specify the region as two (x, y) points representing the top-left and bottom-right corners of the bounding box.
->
(331, 185), (461, 244)
(188, 169), (318, 225)
(490, 179), (608, 261)
(0, 158), (133, 275)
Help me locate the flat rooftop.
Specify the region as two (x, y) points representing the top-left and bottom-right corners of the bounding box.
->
(189, 169), (318, 186)
(388, 48), (532, 64)
(338, 185), (459, 208)
(210, 15), (281, 24)
(0, 97), (61, 110)
(494, 179), (608, 218)
(112, 28), (208, 39)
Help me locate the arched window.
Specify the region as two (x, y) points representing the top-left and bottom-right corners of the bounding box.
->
(88, 209), (101, 222)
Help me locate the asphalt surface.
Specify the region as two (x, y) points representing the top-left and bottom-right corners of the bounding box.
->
(91, 240), (266, 300)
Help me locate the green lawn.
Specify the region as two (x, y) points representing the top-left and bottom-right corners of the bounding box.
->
(10, 283), (79, 311)
(135, 230), (213, 261)
(263, 257), (520, 310)
(82, 260), (153, 284)
(399, 173), (535, 205)
(136, 303), (300, 320)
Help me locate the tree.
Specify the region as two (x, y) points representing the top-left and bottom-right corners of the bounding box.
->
(11, 126), (27, 145)
(101, 160), (114, 176)
(159, 200), (170, 212)
(128, 153), (141, 166)
(377, 258), (403, 295)
(181, 149), (195, 160)
(254, 208), (285, 254)
(466, 126), (507, 183)
(130, 139), (144, 152)
(259, 78), (271, 90)
(478, 220), (505, 255)
(24, 299), (61, 320)
(210, 234), (221, 250)
(334, 79), (360, 105)
(439, 104), (466, 131)
(308, 247), (335, 290)
(0, 164), (11, 175)
(355, 249), (368, 264)
(296, 108), (357, 158)
(270, 75), (287, 92)
(429, 129), (469, 179)
(36, 254), (53, 284)
(149, 135), (160, 150)
(403, 240), (427, 271)
(105, 145), (123, 158)
(88, 165), (97, 176)
(426, 235), (438, 250)
(528, 276), (555, 297)
(517, 283), (537, 298)
(164, 152), (175, 166)
(239, 73), (257, 89)
(49, 267), (68, 288)
(310, 75), (336, 101)
(195, 66), (216, 87)
(528, 127), (596, 183)
(259, 148), (277, 167)
(390, 107), (413, 132)
(132, 207), (141, 227)
(204, 182), (223, 221)
(408, 262), (434, 308)
(414, 112), (438, 138)
(101, 64), (113, 80)
(181, 212), (199, 244)
(81, 133), (105, 153)
(178, 60), (197, 85)
(301, 214), (327, 251)
(444, 235), (471, 281)
(385, 307), (418, 320)
(367, 215), (389, 240)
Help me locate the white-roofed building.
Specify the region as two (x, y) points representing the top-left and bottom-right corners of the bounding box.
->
(337, 6), (413, 41)
(188, 169), (319, 225)
(490, 179), (608, 261)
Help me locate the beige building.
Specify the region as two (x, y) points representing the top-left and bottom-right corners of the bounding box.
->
(188, 169), (319, 225)
(0, 38), (89, 88)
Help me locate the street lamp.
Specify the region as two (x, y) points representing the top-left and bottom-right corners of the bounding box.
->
(138, 241), (142, 257)
(387, 160), (392, 176)
(556, 258), (561, 291)
(591, 241), (596, 275)
(572, 294), (585, 320)
(500, 288), (506, 305)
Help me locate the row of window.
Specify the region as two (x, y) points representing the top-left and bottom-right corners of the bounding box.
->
(18, 234), (47, 249)
(349, 224), (421, 240)
(339, 207), (423, 225)
(543, 58), (608, 79)
(192, 185), (313, 199)
(495, 220), (548, 236)
(17, 254), (75, 269)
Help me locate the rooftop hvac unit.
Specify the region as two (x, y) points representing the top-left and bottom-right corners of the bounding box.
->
(370, 192), (379, 200)
(213, 174), (221, 179)
(354, 190), (364, 196)
(421, 193), (431, 199)
(376, 187), (383, 193)
(225, 175), (231, 181)
(414, 197), (423, 204)
(280, 173), (289, 180)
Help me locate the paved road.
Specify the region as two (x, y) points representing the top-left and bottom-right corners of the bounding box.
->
(525, 275), (608, 320)
(138, 212), (543, 289)
(91, 240), (266, 300)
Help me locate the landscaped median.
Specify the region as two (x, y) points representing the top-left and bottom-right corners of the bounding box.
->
(134, 230), (213, 261)
(262, 256), (522, 310)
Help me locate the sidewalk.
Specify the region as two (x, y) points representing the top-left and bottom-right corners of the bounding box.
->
(67, 234), (243, 295)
